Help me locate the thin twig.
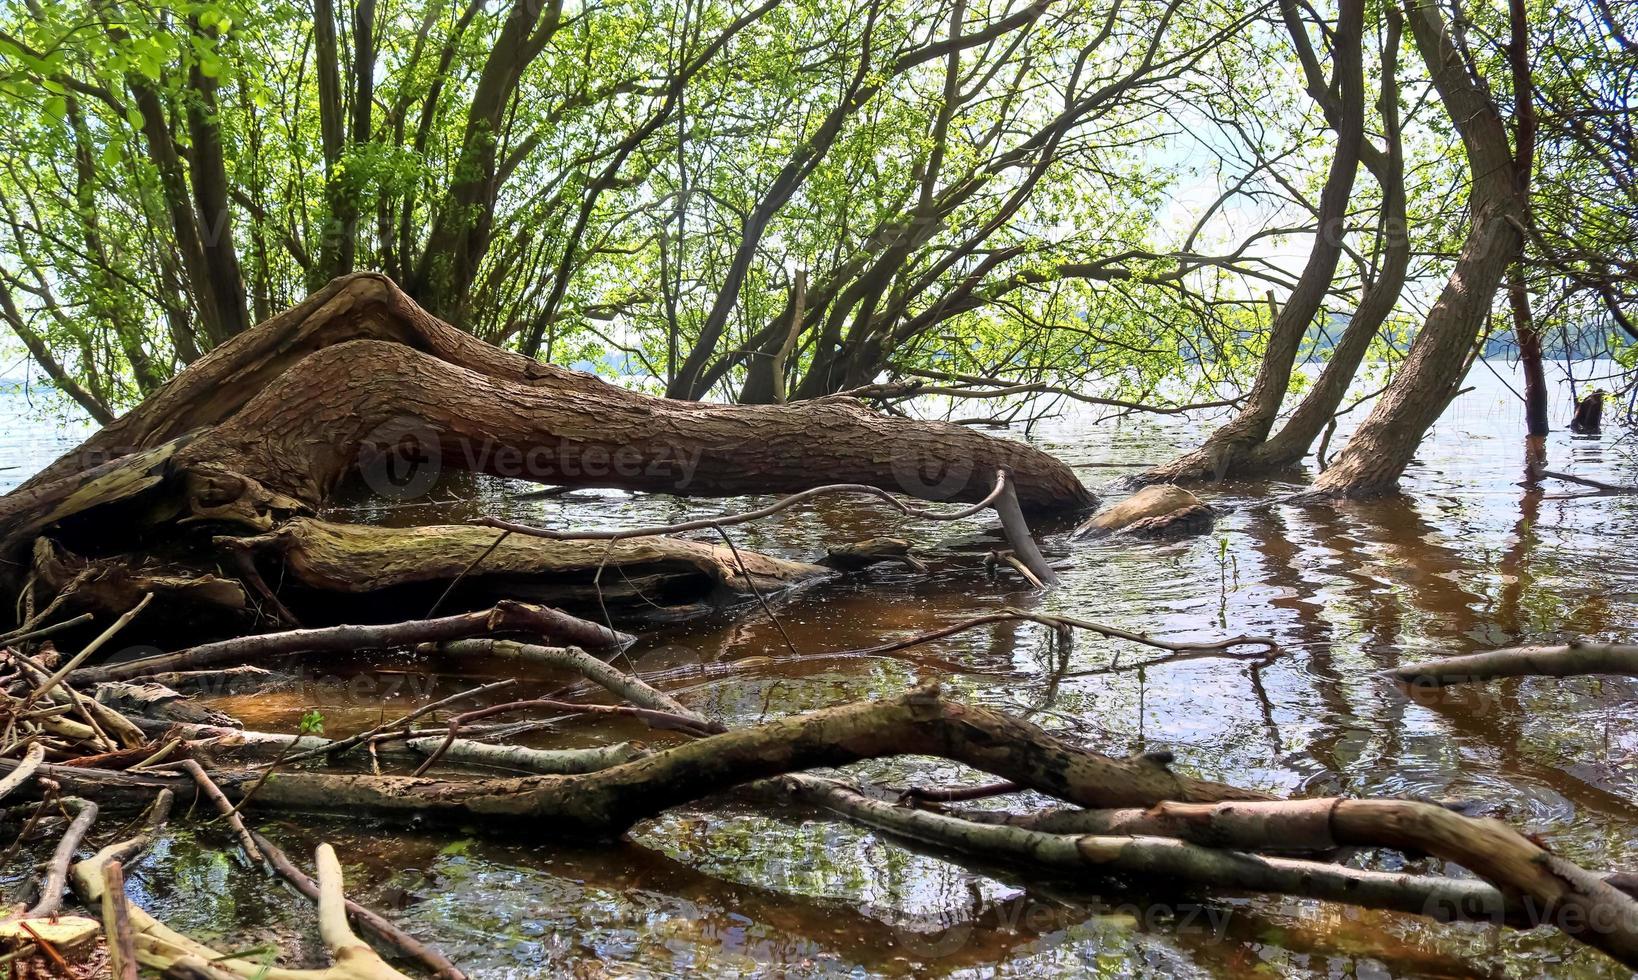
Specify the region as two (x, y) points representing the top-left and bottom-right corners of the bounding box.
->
(425, 529), (512, 619)
(24, 593), (153, 707)
(0, 612), (95, 647)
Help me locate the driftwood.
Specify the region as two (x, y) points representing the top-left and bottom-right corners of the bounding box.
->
(8, 636), (1638, 969)
(127, 718), (648, 775)
(0, 743), (44, 802)
(1387, 641), (1638, 686)
(207, 687), (1263, 834)
(68, 601), (626, 684)
(100, 860), (138, 980)
(1072, 484), (1216, 538)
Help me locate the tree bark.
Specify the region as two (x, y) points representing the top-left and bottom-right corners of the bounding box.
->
(10, 275), (1089, 516)
(1507, 0), (1545, 437)
(10, 275), (1085, 514)
(221, 516), (833, 616)
(1308, 1), (1527, 498)
(209, 688), (1266, 834)
(182, 20), (251, 344)
(1385, 641), (1638, 687)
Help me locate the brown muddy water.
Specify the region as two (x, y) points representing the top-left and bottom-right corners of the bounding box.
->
(4, 364), (1638, 978)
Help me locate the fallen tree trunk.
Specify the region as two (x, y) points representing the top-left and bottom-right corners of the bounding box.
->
(0, 274), (1088, 630)
(14, 632), (1638, 970)
(796, 781), (1499, 919)
(0, 687), (1260, 825)
(10, 273), (1091, 515)
(221, 686), (1262, 833)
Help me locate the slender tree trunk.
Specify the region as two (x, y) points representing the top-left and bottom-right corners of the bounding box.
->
(182, 20), (251, 343)
(0, 281), (114, 424)
(1511, 266), (1549, 436)
(1310, 0), (1527, 498)
(66, 100), (165, 394)
(1246, 6), (1409, 471)
(411, 0), (563, 322)
(1506, 0), (1543, 436)
(1143, 0), (1366, 483)
(126, 80), (227, 349)
(312, 0), (352, 282)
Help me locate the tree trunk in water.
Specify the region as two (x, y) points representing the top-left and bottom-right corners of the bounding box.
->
(1142, 0), (1367, 484)
(1309, 1), (1526, 499)
(1511, 266), (1549, 436)
(1244, 6), (1409, 472)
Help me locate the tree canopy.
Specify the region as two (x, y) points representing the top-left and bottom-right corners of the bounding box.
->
(0, 0), (1631, 427)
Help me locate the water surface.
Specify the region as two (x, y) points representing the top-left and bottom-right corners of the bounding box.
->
(4, 365), (1636, 978)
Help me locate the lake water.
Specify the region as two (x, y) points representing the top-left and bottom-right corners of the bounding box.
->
(4, 362), (1638, 978)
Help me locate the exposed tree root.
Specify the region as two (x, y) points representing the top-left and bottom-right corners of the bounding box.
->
(222, 517), (832, 616)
